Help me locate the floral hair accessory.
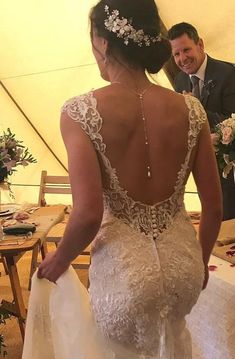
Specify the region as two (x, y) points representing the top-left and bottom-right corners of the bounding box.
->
(104, 5), (162, 47)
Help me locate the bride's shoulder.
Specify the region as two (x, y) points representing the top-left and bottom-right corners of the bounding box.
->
(61, 90), (96, 113)
(60, 91), (103, 130)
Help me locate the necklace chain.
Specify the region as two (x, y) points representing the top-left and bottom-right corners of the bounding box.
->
(111, 82), (153, 179)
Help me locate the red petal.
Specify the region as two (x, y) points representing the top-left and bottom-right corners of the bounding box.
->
(208, 265), (218, 271)
(226, 250), (235, 257)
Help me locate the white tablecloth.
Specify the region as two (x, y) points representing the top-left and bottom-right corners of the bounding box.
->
(187, 255), (235, 359)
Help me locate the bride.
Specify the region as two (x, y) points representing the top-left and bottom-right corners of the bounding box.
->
(22, 0), (222, 358)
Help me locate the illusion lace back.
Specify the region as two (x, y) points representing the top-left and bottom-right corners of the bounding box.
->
(23, 93), (207, 359)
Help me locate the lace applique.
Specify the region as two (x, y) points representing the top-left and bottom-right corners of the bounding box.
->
(62, 93), (206, 240)
(89, 207), (204, 357)
(62, 92), (106, 153)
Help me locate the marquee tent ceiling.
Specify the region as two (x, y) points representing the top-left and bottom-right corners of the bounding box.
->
(1, 0), (234, 209)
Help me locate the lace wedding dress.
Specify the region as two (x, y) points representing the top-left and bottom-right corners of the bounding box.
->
(22, 93), (206, 359)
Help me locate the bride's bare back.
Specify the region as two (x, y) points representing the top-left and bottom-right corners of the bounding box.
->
(94, 83), (192, 204)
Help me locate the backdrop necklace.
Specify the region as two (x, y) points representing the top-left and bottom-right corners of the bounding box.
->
(112, 82), (153, 179)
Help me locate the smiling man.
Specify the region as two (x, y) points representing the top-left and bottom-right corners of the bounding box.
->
(168, 22), (235, 132)
(169, 22), (235, 220)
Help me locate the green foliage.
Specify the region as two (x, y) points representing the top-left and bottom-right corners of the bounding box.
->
(0, 306), (11, 357)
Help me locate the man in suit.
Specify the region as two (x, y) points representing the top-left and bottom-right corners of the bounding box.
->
(168, 22), (235, 220)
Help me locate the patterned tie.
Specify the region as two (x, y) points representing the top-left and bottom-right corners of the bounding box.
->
(191, 75), (200, 99)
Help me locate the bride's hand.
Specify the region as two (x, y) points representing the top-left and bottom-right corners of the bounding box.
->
(37, 251), (70, 283)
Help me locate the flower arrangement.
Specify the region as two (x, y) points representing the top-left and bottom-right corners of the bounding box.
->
(0, 128), (37, 185)
(212, 113), (235, 179)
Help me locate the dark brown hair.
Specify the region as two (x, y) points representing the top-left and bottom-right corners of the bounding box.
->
(90, 0), (171, 74)
(168, 22), (200, 43)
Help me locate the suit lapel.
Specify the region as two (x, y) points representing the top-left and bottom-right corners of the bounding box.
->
(201, 83), (209, 107)
(201, 57), (216, 107)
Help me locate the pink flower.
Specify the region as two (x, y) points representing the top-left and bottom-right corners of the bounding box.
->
(211, 133), (220, 145)
(20, 159), (29, 167)
(226, 250), (235, 257)
(221, 126), (233, 144)
(208, 265), (217, 271)
(5, 159), (16, 171)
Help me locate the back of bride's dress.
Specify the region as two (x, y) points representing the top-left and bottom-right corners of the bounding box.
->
(22, 93), (206, 359)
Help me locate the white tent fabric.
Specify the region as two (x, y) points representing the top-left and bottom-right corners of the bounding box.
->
(1, 0), (234, 209)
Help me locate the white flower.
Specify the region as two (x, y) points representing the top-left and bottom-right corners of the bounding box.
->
(119, 18), (128, 27)
(221, 126), (233, 145)
(103, 5), (162, 47)
(213, 114), (235, 180)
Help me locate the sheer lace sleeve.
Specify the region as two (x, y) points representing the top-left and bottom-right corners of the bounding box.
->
(61, 92), (106, 153)
(184, 95), (207, 151)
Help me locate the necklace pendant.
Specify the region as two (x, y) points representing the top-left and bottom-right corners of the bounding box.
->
(147, 166), (152, 179)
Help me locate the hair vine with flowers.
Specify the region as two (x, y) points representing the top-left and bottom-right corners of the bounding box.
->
(104, 5), (162, 47)
(211, 113), (235, 181)
(0, 128), (37, 196)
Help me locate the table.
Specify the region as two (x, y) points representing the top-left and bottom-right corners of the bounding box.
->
(187, 255), (235, 359)
(0, 205), (65, 340)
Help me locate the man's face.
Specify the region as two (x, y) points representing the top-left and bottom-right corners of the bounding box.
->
(170, 33), (205, 74)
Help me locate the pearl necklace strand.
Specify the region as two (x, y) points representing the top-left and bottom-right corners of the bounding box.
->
(111, 82), (153, 179)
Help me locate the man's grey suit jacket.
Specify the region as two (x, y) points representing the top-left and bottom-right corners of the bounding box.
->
(173, 56), (235, 131)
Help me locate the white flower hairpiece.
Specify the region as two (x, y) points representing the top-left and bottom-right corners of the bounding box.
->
(104, 5), (162, 47)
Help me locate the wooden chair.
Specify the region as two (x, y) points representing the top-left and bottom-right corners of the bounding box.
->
(0, 255), (8, 275)
(38, 170), (72, 207)
(28, 170), (91, 289)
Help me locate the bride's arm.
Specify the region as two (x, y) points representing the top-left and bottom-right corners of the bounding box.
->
(192, 120), (223, 289)
(37, 112), (103, 282)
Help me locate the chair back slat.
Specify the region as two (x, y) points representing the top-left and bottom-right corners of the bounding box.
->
(38, 170), (71, 206)
(45, 176), (70, 184)
(43, 187), (72, 195)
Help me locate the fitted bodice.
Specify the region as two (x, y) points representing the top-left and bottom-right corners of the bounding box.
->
(62, 91), (206, 240)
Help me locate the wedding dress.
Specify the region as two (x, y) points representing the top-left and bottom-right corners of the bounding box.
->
(22, 93), (206, 359)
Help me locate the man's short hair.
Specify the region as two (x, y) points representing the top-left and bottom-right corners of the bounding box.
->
(168, 22), (200, 43)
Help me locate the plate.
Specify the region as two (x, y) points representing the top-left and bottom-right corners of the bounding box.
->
(0, 204), (21, 217)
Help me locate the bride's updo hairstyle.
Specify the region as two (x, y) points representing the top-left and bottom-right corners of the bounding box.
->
(90, 0), (171, 74)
